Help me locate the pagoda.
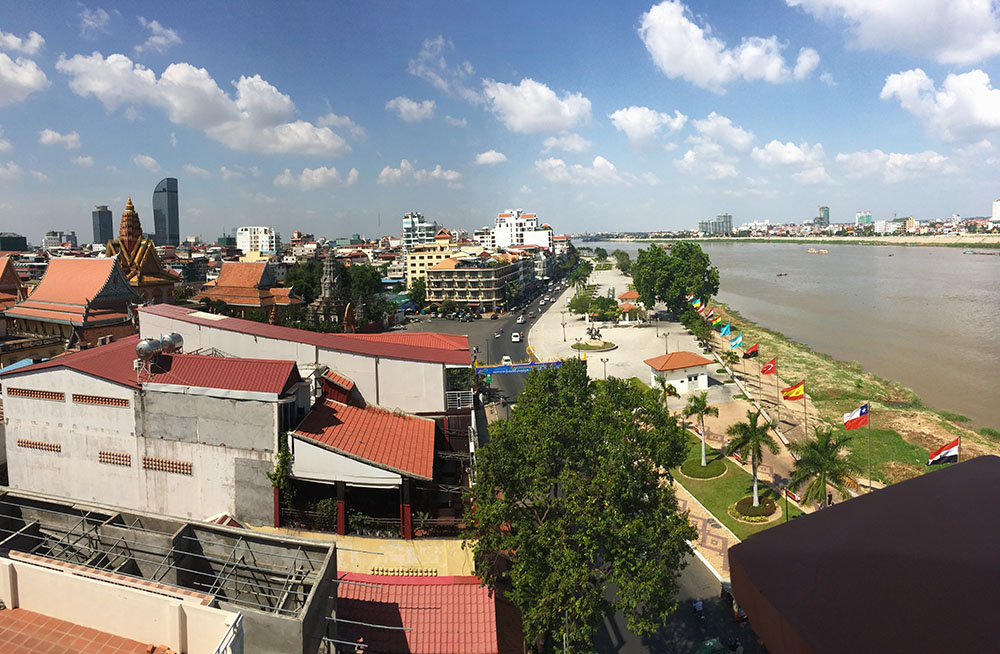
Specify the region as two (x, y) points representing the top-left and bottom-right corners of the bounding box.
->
(105, 198), (175, 303)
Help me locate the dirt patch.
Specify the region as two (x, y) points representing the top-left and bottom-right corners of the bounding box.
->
(882, 461), (923, 484)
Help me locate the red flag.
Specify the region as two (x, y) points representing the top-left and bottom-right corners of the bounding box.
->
(781, 380), (805, 401)
(760, 357), (776, 375)
(697, 304), (706, 315)
(742, 343), (759, 359)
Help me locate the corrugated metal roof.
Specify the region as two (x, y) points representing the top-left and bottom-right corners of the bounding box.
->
(337, 573), (500, 654)
(293, 399), (435, 480)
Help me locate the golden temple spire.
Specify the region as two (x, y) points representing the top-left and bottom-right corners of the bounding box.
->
(120, 197), (143, 253)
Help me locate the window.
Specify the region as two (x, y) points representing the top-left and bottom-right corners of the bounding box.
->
(687, 375), (699, 383)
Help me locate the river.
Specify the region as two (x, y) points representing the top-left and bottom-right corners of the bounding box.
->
(583, 240), (1000, 429)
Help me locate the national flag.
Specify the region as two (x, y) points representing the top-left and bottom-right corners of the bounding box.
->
(730, 333), (743, 349)
(691, 298), (702, 308)
(697, 304), (706, 315)
(720, 322), (731, 336)
(706, 308), (715, 319)
(781, 380), (805, 401)
(743, 343), (759, 359)
(843, 403), (869, 430)
(686, 293), (694, 302)
(927, 437), (959, 466)
(760, 357), (777, 375)
(711, 315), (722, 325)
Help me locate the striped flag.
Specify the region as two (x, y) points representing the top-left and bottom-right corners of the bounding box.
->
(843, 403), (869, 430)
(730, 333), (743, 349)
(927, 437), (959, 466)
(706, 308), (715, 319)
(692, 298), (702, 308)
(711, 315), (722, 325)
(686, 293), (694, 301)
(720, 322), (731, 336)
(697, 304), (707, 315)
(743, 343), (759, 359)
(781, 380), (805, 401)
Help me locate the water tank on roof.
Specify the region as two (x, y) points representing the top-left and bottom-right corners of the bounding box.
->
(160, 332), (184, 353)
(136, 338), (163, 360)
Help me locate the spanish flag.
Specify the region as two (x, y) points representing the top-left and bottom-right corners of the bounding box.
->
(781, 380), (805, 401)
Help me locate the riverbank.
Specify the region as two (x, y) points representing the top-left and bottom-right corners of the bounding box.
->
(600, 234), (1000, 248)
(710, 300), (998, 483)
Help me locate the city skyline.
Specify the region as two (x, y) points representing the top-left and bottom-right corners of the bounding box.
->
(1, 0), (999, 241)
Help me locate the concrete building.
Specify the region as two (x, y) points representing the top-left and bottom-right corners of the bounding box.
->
(405, 229), (481, 285)
(236, 226), (280, 254)
(92, 204), (114, 244)
(0, 233), (28, 251)
(477, 209), (553, 251)
(193, 261), (304, 314)
(815, 206), (830, 228)
(425, 254), (531, 312)
(152, 177), (180, 246)
(643, 351), (714, 395)
(0, 488), (338, 654)
(993, 198), (1000, 222)
(402, 211), (439, 252)
(41, 231), (77, 249)
(698, 213), (733, 235)
(855, 210), (873, 225)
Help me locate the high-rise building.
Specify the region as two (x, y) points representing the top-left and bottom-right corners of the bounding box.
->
(92, 205), (113, 243)
(402, 211), (438, 251)
(817, 205), (830, 227)
(236, 226), (280, 254)
(152, 177), (179, 246)
(0, 233), (28, 251)
(41, 230), (77, 249)
(993, 198), (1000, 222)
(855, 211), (873, 225)
(698, 213), (733, 235)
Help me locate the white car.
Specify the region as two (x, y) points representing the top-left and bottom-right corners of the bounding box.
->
(516, 315), (525, 324)
(511, 332), (522, 343)
(539, 299), (546, 307)
(501, 355), (513, 366)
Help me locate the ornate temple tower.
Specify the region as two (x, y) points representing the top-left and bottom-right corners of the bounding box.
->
(119, 198), (143, 254)
(105, 198), (176, 303)
(310, 249), (345, 324)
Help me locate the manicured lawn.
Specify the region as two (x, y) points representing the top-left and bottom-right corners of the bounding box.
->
(571, 341), (616, 351)
(841, 426), (927, 484)
(681, 456), (726, 479)
(672, 436), (805, 540)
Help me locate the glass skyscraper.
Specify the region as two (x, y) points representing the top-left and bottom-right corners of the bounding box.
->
(152, 177), (179, 246)
(92, 205), (113, 244)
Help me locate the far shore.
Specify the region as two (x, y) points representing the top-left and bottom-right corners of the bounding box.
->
(598, 234), (1000, 248)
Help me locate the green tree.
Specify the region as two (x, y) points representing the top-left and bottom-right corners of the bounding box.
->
(594, 247), (608, 262)
(725, 410), (779, 507)
(632, 242), (719, 314)
(568, 259), (593, 291)
(408, 276), (426, 308)
(653, 376), (681, 413)
(611, 249), (632, 275)
(466, 360), (695, 652)
(683, 391), (719, 467)
(284, 260), (323, 303)
(567, 292), (592, 315)
(789, 426), (862, 506)
(590, 295), (620, 321)
(346, 264), (383, 304)
(720, 350), (740, 372)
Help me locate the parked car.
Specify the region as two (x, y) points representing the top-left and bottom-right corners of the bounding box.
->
(516, 315), (525, 324)
(511, 332), (522, 343)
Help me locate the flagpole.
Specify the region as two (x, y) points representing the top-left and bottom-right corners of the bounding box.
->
(803, 381), (808, 438)
(867, 398), (872, 491)
(775, 364), (780, 431)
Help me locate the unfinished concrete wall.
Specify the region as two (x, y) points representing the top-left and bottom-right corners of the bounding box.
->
(141, 391), (276, 451)
(233, 457), (276, 526)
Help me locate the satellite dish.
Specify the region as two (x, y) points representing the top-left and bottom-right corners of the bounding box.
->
(135, 338), (163, 360)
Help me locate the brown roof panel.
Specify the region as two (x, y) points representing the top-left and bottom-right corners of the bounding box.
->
(643, 351), (714, 371)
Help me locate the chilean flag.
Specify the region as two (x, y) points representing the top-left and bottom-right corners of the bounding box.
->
(843, 403), (869, 430)
(927, 438), (959, 466)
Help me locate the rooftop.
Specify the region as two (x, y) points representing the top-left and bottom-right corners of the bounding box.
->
(617, 289), (640, 300)
(643, 351), (714, 371)
(5, 258), (139, 326)
(0, 607), (155, 654)
(293, 399), (436, 480)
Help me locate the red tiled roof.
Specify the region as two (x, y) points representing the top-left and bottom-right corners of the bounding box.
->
(338, 573), (501, 654)
(293, 399), (435, 480)
(0, 607), (152, 654)
(215, 261), (267, 287)
(643, 351), (714, 371)
(3, 334), (302, 396)
(12, 258), (117, 305)
(138, 304), (473, 365)
(619, 302), (638, 312)
(345, 332), (469, 351)
(617, 289), (640, 300)
(6, 258), (139, 326)
(322, 370), (356, 391)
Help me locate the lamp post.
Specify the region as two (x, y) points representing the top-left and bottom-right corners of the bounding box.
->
(561, 310), (567, 342)
(662, 333), (669, 354)
(600, 357), (609, 379)
(574, 337), (582, 359)
(654, 316), (659, 337)
(778, 479), (789, 523)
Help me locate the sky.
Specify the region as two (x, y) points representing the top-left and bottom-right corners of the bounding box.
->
(1, 0), (999, 243)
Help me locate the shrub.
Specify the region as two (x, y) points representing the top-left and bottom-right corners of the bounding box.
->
(733, 496), (776, 518)
(937, 410), (970, 422)
(681, 457), (726, 479)
(980, 427), (1000, 439)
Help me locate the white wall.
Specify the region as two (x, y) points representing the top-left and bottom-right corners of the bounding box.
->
(291, 437), (400, 488)
(650, 365), (710, 395)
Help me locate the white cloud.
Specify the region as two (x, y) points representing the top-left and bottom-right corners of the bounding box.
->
(220, 166), (241, 180)
(183, 163), (210, 178)
(135, 17), (182, 55)
(240, 189), (276, 204)
(79, 7), (111, 38)
(880, 68), (1000, 142)
(639, 0), (820, 93)
(791, 166), (833, 185)
(535, 155), (658, 187)
(377, 159), (463, 188)
(444, 115), (467, 127)
(692, 112), (755, 151)
(56, 52), (351, 156)
(0, 161), (22, 183)
(675, 142), (739, 180)
(408, 36), (482, 103)
(608, 106), (687, 149)
(385, 96), (435, 122)
(0, 52), (50, 105)
(30, 170), (47, 182)
(169, 131), (177, 146)
(132, 153), (160, 172)
(483, 78), (591, 133)
(250, 166), (261, 177)
(73, 155), (94, 167)
(835, 149), (953, 183)
(38, 128), (81, 149)
(819, 72), (837, 86)
(752, 140), (824, 166)
(0, 126), (10, 152)
(475, 150), (508, 165)
(0, 28), (44, 55)
(316, 112), (366, 139)
(273, 166), (359, 190)
(786, 0), (1000, 65)
(541, 132), (592, 153)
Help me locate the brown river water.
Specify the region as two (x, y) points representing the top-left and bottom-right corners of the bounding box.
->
(587, 241), (1000, 429)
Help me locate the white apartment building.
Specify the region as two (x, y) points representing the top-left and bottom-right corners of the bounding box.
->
(477, 209), (553, 251)
(236, 226), (280, 254)
(402, 211), (439, 251)
(993, 198), (1000, 222)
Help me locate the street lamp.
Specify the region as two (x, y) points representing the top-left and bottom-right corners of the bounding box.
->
(561, 311), (567, 342)
(600, 357), (609, 379)
(662, 333), (669, 354)
(574, 337), (582, 359)
(654, 316), (659, 337)
(778, 479), (789, 523)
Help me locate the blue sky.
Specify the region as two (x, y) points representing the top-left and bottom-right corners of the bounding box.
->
(1, 1), (999, 243)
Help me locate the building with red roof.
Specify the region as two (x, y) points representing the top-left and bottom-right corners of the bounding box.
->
(643, 351), (714, 394)
(336, 573), (524, 654)
(194, 261), (304, 312)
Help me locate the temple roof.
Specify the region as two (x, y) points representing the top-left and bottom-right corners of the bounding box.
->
(0, 255), (25, 311)
(194, 261), (304, 308)
(105, 199), (175, 288)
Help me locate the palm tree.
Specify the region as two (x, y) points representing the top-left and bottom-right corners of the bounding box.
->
(789, 426), (862, 507)
(725, 409), (779, 507)
(720, 350), (740, 374)
(684, 391), (719, 467)
(652, 376), (680, 413)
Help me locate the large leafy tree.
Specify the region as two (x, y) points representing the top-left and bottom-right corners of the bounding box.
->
(611, 249), (632, 275)
(725, 409), (779, 507)
(408, 276), (426, 308)
(466, 359), (695, 652)
(683, 391), (719, 467)
(285, 260), (323, 303)
(632, 242), (719, 314)
(789, 426), (861, 506)
(566, 292), (592, 315)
